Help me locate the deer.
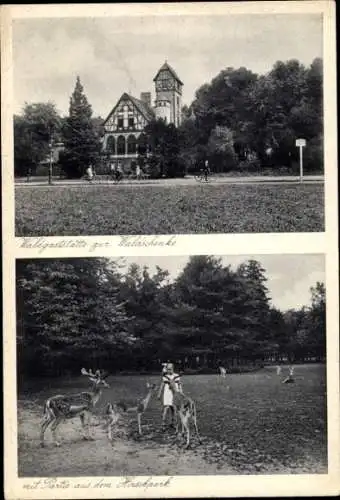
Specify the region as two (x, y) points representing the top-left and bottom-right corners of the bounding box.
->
(105, 382), (157, 440)
(282, 366), (295, 384)
(40, 368), (109, 447)
(168, 378), (201, 449)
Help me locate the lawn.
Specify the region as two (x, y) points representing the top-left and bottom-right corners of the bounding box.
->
(18, 364), (327, 476)
(15, 183), (324, 236)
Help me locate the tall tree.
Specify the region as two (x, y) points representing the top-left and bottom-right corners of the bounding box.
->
(142, 118), (185, 178)
(207, 126), (237, 171)
(16, 258), (133, 377)
(14, 102), (61, 176)
(119, 264), (170, 368)
(307, 281), (326, 359)
(60, 77), (102, 178)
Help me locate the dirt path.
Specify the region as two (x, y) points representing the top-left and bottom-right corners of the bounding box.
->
(15, 175), (324, 188)
(18, 404), (236, 477)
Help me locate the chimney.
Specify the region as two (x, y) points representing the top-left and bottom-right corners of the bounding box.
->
(140, 92), (151, 108)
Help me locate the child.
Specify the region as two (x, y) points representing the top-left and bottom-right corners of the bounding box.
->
(158, 362), (182, 429)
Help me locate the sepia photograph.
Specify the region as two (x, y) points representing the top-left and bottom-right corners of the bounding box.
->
(2, 2), (338, 499)
(16, 254), (327, 477)
(12, 11), (326, 236)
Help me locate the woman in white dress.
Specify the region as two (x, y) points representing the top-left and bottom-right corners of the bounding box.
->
(136, 164), (141, 180)
(158, 363), (182, 429)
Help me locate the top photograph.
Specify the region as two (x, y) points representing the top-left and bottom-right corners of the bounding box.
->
(13, 12), (326, 236)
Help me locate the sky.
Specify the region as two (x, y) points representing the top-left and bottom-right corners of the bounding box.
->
(114, 254), (325, 312)
(12, 14), (322, 118)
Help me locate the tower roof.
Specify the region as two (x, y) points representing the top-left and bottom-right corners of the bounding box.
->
(153, 61), (183, 85)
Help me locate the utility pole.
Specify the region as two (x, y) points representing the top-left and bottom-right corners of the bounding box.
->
(48, 126), (53, 185)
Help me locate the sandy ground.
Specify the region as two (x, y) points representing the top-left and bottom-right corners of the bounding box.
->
(18, 404), (236, 477)
(18, 399), (326, 477)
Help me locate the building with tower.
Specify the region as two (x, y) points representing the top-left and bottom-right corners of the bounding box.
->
(101, 61), (183, 172)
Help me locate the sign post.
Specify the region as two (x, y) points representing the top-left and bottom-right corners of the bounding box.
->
(48, 142), (53, 185)
(295, 138), (306, 183)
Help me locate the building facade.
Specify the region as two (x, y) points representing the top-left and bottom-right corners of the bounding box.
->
(102, 61), (183, 172)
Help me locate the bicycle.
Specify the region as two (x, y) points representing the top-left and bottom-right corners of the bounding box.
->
(83, 172), (97, 183)
(108, 171), (124, 183)
(194, 169), (210, 182)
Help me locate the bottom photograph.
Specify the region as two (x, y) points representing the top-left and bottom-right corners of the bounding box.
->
(16, 254), (327, 477)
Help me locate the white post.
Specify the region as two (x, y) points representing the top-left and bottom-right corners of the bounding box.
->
(48, 143), (53, 185)
(296, 138), (306, 183)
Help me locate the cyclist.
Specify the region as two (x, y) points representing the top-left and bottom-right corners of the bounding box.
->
(203, 160), (210, 182)
(86, 164), (94, 181)
(109, 162), (116, 180)
(116, 162), (123, 181)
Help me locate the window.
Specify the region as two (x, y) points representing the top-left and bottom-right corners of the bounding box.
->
(137, 133), (147, 155)
(128, 117), (134, 128)
(117, 136), (126, 155)
(118, 118), (124, 129)
(127, 135), (137, 154)
(106, 136), (115, 153)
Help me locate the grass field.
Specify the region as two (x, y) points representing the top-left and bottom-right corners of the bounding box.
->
(15, 183), (324, 236)
(18, 365), (327, 476)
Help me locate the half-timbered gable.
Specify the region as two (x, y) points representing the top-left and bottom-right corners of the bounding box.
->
(103, 93), (154, 137)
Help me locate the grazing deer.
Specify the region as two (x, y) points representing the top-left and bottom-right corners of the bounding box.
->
(219, 366), (227, 378)
(40, 368), (109, 447)
(168, 378), (201, 449)
(282, 366), (295, 384)
(105, 382), (157, 440)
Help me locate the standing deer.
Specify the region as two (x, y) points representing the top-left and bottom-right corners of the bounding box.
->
(105, 382), (157, 440)
(40, 368), (109, 447)
(282, 366), (295, 384)
(168, 378), (201, 449)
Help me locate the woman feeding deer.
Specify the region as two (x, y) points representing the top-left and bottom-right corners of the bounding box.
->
(158, 362), (182, 430)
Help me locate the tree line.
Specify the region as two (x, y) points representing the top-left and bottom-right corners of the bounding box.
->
(16, 257), (326, 378)
(14, 58), (323, 178)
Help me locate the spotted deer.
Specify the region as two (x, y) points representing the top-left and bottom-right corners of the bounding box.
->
(168, 378), (201, 448)
(40, 368), (109, 447)
(282, 366), (295, 384)
(105, 382), (157, 440)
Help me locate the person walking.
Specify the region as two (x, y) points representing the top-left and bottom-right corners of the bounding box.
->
(203, 160), (210, 182)
(136, 164), (141, 180)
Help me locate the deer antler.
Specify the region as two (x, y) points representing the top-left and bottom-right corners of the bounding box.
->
(81, 368), (95, 377)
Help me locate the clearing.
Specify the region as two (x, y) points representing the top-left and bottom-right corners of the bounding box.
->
(18, 365), (327, 476)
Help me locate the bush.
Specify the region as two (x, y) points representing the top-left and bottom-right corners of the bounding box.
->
(208, 150), (238, 172)
(238, 158), (261, 171)
(166, 157), (187, 178)
(144, 157), (161, 179)
(303, 138), (324, 173)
